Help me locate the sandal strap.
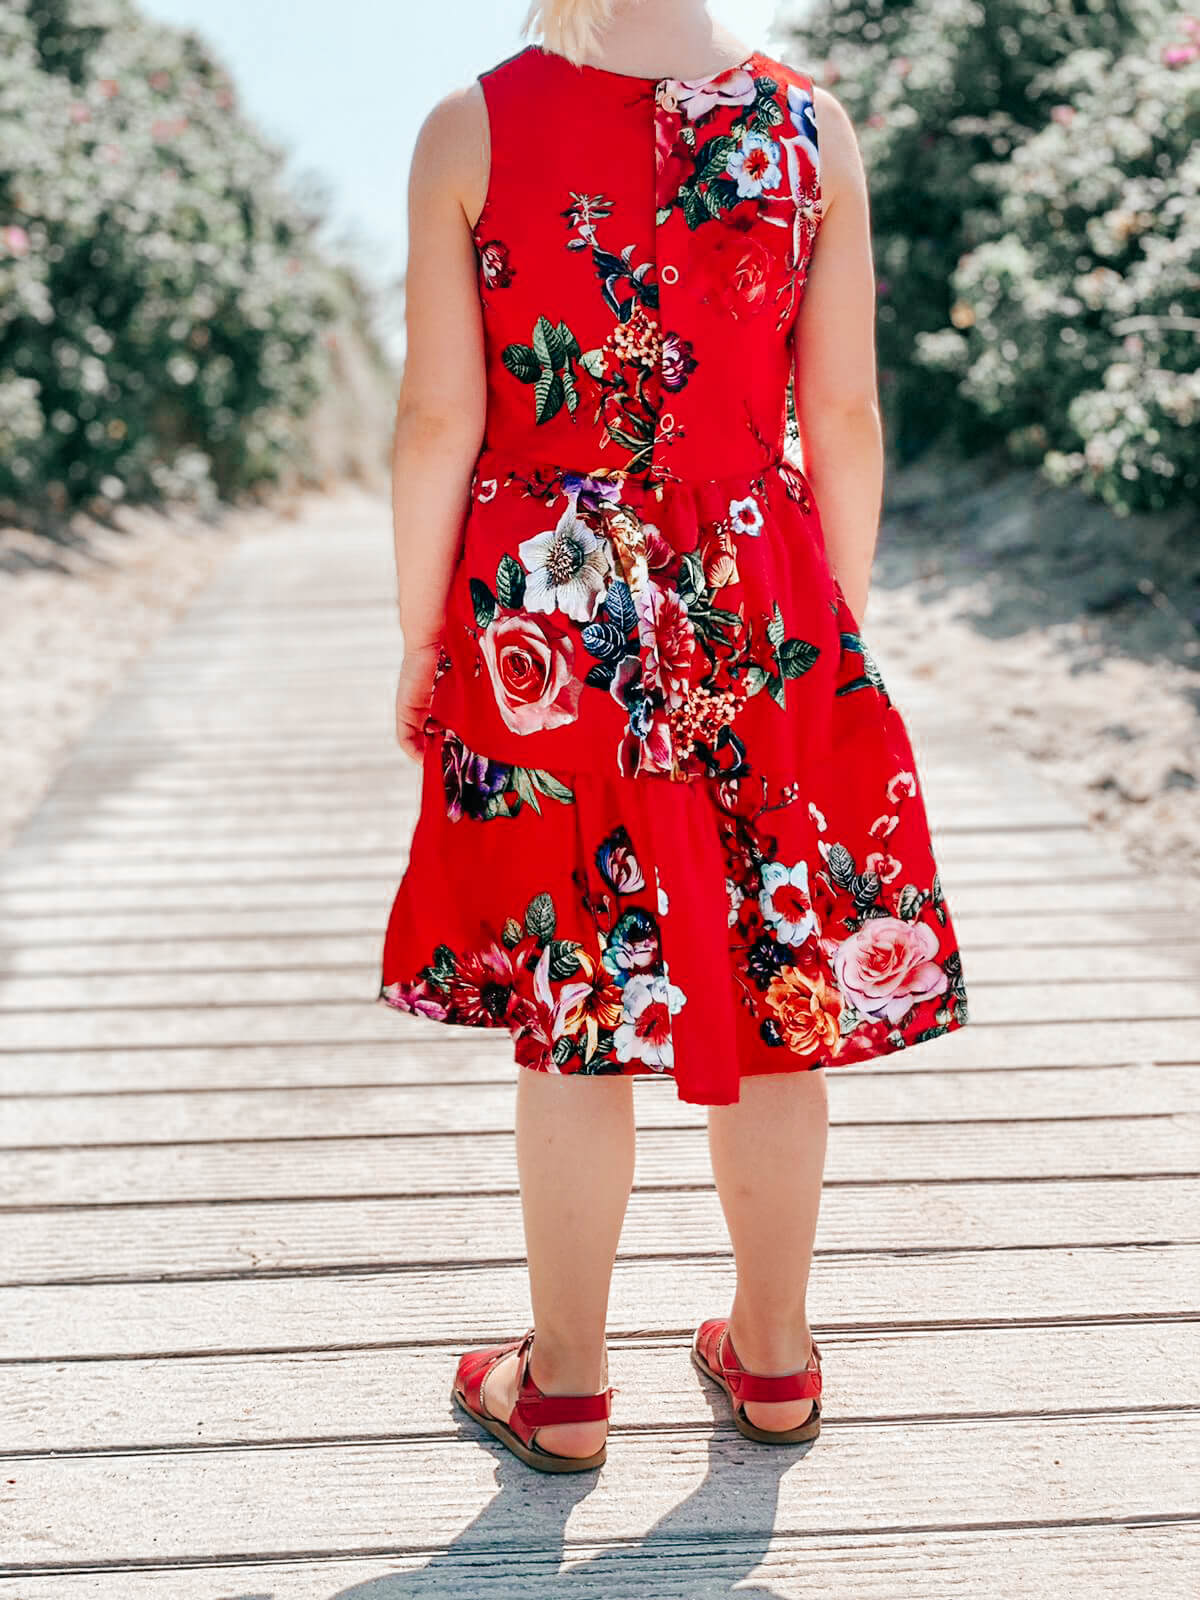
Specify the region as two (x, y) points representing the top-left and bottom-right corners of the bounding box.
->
(720, 1325), (823, 1404)
(511, 1328), (614, 1434)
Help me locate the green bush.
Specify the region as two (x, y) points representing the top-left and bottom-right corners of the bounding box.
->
(787, 0), (1196, 513)
(0, 0), (347, 514)
(923, 32), (1199, 512)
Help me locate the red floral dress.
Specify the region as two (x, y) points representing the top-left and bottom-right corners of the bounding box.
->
(377, 43), (971, 1105)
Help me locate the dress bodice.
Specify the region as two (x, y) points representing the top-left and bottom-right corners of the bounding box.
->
(472, 44), (823, 489)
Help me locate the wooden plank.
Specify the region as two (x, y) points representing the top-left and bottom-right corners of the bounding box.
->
(1, 1049), (1197, 1116)
(4, 1245), (1196, 1361)
(1, 1178), (1196, 1285)
(2, 1322), (1196, 1453)
(1, 1066), (1197, 1138)
(1, 1416), (1196, 1569)
(3, 1115), (1196, 1206)
(3, 1527), (1197, 1600)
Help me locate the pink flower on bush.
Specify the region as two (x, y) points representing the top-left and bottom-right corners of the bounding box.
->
(479, 608), (581, 734)
(2, 226), (29, 258)
(831, 916), (948, 1023)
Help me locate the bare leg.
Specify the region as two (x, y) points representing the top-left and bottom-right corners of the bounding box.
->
(478, 1068), (636, 1457)
(706, 1068), (829, 1430)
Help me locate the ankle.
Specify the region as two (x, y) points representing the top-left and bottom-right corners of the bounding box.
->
(527, 1331), (609, 1395)
(725, 1309), (814, 1374)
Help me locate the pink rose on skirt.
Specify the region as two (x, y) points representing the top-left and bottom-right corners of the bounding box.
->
(480, 607), (582, 734)
(831, 915), (948, 1023)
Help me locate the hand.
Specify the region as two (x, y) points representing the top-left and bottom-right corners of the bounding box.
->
(395, 641), (442, 762)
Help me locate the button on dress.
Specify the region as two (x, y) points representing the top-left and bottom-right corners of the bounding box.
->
(377, 42), (971, 1105)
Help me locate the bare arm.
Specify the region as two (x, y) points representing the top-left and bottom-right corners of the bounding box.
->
(790, 85), (883, 624)
(391, 83), (489, 758)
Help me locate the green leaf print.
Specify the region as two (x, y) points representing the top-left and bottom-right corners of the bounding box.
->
(697, 133), (740, 180)
(825, 843), (856, 889)
(501, 315), (587, 426)
(778, 637), (820, 678)
(495, 553), (525, 608)
(532, 315), (564, 369)
(511, 766), (543, 815)
(530, 767), (574, 804)
(548, 939), (583, 980)
(604, 579), (636, 634)
(897, 883), (925, 922)
(501, 343), (540, 383)
(502, 917), (523, 948)
(534, 369), (566, 425)
(428, 943), (457, 993)
(470, 577), (496, 629)
(524, 891), (557, 942)
(766, 602), (786, 648)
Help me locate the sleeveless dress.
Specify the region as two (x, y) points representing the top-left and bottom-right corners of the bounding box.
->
(377, 42), (971, 1105)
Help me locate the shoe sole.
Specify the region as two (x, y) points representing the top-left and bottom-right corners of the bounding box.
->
(451, 1383), (608, 1473)
(690, 1331), (821, 1444)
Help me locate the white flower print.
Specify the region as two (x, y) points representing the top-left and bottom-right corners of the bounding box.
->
(518, 496), (614, 622)
(726, 131), (782, 198)
(614, 971), (687, 1070)
(728, 494), (764, 535)
(759, 859), (818, 945)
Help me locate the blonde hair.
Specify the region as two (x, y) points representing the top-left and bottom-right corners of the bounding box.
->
(520, 0), (622, 65)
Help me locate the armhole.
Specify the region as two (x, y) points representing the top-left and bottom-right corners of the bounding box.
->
(469, 72), (495, 242)
(802, 71), (822, 221)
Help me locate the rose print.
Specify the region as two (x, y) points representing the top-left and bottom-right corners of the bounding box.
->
(479, 609), (582, 734)
(764, 964), (842, 1056)
(831, 916), (950, 1024)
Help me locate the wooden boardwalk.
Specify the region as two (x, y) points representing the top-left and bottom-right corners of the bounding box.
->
(1, 494), (1197, 1596)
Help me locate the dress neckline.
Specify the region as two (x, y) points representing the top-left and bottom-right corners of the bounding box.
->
(529, 42), (761, 88)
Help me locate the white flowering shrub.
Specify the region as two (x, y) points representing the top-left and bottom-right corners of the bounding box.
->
(0, 0), (347, 512)
(938, 34), (1199, 512)
(784, 0), (1198, 514)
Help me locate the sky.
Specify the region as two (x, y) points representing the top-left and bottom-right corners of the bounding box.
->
(139, 0), (788, 348)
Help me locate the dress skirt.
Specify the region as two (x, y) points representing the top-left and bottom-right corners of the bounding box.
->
(377, 443), (970, 1106)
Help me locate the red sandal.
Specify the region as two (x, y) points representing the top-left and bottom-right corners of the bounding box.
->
(692, 1317), (822, 1444)
(451, 1327), (613, 1473)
